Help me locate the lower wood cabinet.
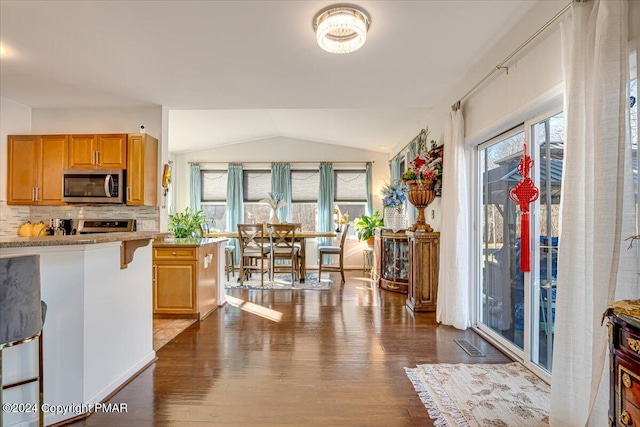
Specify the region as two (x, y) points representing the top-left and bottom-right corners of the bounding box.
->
(607, 304), (640, 426)
(406, 231), (440, 312)
(373, 228), (410, 293)
(152, 242), (219, 320)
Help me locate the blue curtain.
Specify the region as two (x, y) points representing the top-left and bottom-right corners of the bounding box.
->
(318, 163), (335, 265)
(189, 164), (201, 211)
(226, 164), (244, 263)
(365, 163), (373, 216)
(390, 156), (403, 182)
(270, 163), (291, 222)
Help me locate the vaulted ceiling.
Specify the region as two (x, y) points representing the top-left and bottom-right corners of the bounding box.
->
(1, 1), (546, 153)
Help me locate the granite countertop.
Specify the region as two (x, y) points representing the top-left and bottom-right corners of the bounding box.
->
(0, 232), (164, 248)
(153, 237), (228, 247)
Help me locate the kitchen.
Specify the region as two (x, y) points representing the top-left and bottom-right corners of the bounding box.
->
(0, 121), (227, 426)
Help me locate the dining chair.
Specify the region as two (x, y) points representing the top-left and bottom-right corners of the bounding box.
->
(318, 223), (349, 284)
(200, 223), (235, 281)
(268, 223), (300, 283)
(237, 224), (270, 286)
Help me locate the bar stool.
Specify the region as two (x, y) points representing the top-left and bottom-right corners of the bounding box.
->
(0, 254), (46, 427)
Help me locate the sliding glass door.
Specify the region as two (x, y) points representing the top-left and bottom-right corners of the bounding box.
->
(477, 109), (564, 379)
(478, 127), (526, 351)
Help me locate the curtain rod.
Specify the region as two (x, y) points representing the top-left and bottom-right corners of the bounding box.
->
(451, 1), (573, 110)
(188, 161), (374, 165)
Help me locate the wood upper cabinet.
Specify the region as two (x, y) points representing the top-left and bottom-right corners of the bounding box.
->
(126, 134), (158, 206)
(39, 135), (69, 204)
(7, 135), (68, 205)
(69, 134), (127, 169)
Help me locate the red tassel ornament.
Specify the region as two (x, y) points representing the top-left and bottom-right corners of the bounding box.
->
(508, 144), (539, 272)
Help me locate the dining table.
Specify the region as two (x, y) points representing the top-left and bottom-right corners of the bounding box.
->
(203, 229), (337, 283)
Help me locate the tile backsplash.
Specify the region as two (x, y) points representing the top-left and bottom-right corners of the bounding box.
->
(0, 203), (159, 237)
(0, 202), (30, 237)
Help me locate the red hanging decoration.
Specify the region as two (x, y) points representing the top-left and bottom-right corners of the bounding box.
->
(508, 144), (539, 272)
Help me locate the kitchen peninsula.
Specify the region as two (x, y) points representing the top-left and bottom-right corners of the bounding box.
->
(1, 232), (158, 426)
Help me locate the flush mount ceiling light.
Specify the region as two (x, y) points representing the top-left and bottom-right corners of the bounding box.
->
(313, 4), (371, 54)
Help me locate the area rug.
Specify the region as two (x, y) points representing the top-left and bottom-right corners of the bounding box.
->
(224, 273), (332, 290)
(404, 363), (550, 427)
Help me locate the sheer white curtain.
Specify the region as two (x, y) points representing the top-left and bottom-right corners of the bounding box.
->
(550, 0), (637, 425)
(436, 108), (472, 329)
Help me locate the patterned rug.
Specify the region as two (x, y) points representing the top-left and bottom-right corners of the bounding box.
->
(224, 272), (332, 290)
(405, 363), (550, 426)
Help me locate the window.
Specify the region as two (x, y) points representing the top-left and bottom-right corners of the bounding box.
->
(243, 170), (271, 224)
(291, 170), (319, 231)
(200, 170), (227, 230)
(335, 170), (367, 234)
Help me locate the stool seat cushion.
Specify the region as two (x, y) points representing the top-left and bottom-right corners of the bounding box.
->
(0, 255), (43, 347)
(225, 245), (235, 251)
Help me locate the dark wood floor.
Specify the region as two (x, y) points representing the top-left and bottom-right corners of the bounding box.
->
(71, 271), (510, 426)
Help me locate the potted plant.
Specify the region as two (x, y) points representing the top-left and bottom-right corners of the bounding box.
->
(168, 207), (206, 238)
(355, 211), (384, 246)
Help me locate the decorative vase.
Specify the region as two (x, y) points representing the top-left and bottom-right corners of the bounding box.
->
(384, 206), (407, 231)
(406, 179), (436, 232)
(269, 208), (280, 224)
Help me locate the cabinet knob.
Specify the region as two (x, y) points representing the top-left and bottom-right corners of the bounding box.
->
(172, 252), (177, 256)
(623, 372), (632, 388)
(621, 410), (632, 425)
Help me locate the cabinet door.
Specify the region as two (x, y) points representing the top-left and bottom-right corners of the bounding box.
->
(38, 135), (68, 205)
(96, 134), (127, 169)
(69, 134), (97, 168)
(7, 136), (38, 205)
(126, 134), (145, 205)
(153, 262), (197, 314)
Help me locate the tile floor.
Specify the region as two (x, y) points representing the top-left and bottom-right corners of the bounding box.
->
(152, 318), (197, 350)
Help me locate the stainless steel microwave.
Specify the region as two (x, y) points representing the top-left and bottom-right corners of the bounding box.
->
(62, 169), (124, 203)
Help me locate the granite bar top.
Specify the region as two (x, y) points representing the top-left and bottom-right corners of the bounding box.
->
(0, 232), (164, 248)
(152, 237), (228, 247)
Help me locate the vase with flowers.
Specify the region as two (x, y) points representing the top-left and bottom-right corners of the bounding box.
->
(381, 180), (408, 231)
(402, 140), (443, 232)
(260, 192), (287, 224)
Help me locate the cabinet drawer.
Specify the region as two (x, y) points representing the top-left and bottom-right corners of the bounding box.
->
(619, 363), (640, 414)
(618, 396), (640, 426)
(154, 247), (197, 260)
(619, 327), (640, 362)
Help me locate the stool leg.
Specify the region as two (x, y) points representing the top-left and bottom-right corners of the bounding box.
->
(38, 334), (44, 427)
(1, 348), (3, 427)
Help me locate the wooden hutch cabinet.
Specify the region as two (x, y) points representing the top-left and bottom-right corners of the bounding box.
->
(607, 302), (640, 426)
(372, 228), (410, 293)
(406, 231), (440, 312)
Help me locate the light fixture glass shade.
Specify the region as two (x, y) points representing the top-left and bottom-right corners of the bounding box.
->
(314, 6), (370, 54)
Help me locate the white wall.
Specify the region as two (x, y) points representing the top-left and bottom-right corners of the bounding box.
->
(172, 136), (390, 213)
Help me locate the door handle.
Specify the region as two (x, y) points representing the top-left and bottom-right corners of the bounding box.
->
(35, 187), (40, 202)
(126, 187), (131, 202)
(96, 151), (100, 166)
(92, 151), (96, 165)
(32, 187), (36, 202)
(104, 175), (113, 197)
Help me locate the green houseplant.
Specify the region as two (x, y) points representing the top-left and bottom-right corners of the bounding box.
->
(168, 207), (206, 238)
(355, 211), (384, 245)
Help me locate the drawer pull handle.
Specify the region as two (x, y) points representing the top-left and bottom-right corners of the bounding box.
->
(627, 337), (640, 354)
(623, 372), (632, 388)
(621, 410), (631, 425)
